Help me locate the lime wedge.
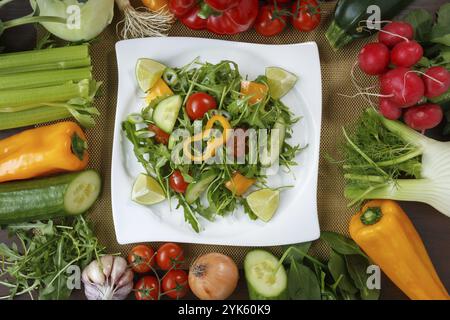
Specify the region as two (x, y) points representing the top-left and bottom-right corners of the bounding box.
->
(246, 189), (280, 222)
(132, 173), (166, 205)
(135, 58), (166, 92)
(265, 67), (298, 99)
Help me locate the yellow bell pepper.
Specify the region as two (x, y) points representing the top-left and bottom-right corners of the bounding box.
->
(146, 78), (173, 104)
(183, 115), (232, 162)
(225, 172), (256, 196)
(349, 200), (450, 300)
(240, 81), (268, 105)
(0, 122), (89, 183)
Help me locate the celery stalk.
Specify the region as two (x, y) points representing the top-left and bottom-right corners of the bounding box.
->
(0, 79), (90, 112)
(0, 68), (92, 90)
(0, 107), (72, 130)
(0, 57), (91, 75)
(0, 45), (89, 70)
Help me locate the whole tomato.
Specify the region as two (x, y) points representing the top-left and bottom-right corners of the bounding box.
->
(169, 170), (189, 193)
(254, 5), (287, 37)
(156, 242), (185, 270)
(128, 244), (155, 273)
(186, 92), (217, 120)
(162, 269), (189, 299)
(135, 276), (160, 300)
(291, 0), (321, 32)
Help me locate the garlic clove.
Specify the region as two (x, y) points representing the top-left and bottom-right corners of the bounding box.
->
(110, 256), (127, 286)
(85, 260), (106, 285)
(113, 281), (133, 300)
(116, 269), (134, 288)
(100, 255), (114, 278)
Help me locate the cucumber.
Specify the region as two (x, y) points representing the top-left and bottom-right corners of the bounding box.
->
(185, 171), (217, 204)
(0, 170), (101, 225)
(244, 250), (288, 300)
(152, 95), (182, 133)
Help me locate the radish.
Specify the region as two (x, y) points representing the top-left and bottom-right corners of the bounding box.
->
(391, 40), (423, 68)
(358, 42), (390, 75)
(380, 67), (425, 107)
(379, 98), (402, 120)
(423, 66), (450, 98)
(404, 103), (443, 131)
(378, 21), (414, 48)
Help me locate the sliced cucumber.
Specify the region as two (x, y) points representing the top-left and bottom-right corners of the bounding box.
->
(185, 171), (217, 204)
(152, 95), (182, 133)
(0, 170), (101, 224)
(244, 250), (288, 300)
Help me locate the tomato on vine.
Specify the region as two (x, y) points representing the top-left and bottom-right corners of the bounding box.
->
(134, 276), (160, 300)
(156, 242), (185, 270)
(162, 269), (189, 299)
(291, 0), (321, 32)
(255, 5), (288, 37)
(127, 244), (155, 274)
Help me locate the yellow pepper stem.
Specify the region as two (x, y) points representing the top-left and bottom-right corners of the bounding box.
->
(360, 207), (383, 225)
(71, 133), (88, 161)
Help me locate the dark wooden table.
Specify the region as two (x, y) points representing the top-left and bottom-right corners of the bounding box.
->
(0, 0), (449, 300)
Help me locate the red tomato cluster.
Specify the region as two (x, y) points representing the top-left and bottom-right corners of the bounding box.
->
(255, 0), (321, 37)
(357, 21), (450, 131)
(128, 243), (188, 300)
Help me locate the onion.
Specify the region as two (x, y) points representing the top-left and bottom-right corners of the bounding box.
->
(188, 253), (239, 300)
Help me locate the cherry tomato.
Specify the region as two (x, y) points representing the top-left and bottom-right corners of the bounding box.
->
(254, 5), (287, 37)
(156, 243), (185, 270)
(135, 276), (160, 300)
(148, 124), (170, 145)
(169, 170), (189, 193)
(186, 92), (217, 120)
(128, 244), (155, 273)
(291, 0), (321, 32)
(162, 269), (189, 299)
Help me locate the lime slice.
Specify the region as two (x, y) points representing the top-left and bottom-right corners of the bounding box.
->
(246, 189), (280, 222)
(265, 67), (298, 99)
(135, 58), (166, 92)
(131, 173), (166, 205)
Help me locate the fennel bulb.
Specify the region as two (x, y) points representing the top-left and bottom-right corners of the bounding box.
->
(342, 108), (450, 218)
(33, 0), (114, 42)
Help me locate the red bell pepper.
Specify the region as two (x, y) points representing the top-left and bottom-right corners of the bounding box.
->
(169, 0), (259, 35)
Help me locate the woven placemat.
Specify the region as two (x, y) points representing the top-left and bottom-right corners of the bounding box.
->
(87, 1), (374, 265)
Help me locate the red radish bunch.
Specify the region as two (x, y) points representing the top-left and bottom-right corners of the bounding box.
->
(356, 21), (450, 131)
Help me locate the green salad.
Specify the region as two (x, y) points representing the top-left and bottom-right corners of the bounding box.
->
(122, 58), (303, 232)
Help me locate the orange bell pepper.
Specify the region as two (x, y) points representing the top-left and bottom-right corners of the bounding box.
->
(146, 78), (173, 105)
(0, 122), (89, 183)
(225, 172), (256, 196)
(349, 200), (450, 300)
(240, 81), (268, 105)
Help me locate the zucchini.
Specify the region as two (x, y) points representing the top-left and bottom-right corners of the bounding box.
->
(0, 170), (101, 225)
(326, 0), (413, 50)
(244, 250), (288, 300)
(185, 171), (217, 204)
(152, 95), (182, 133)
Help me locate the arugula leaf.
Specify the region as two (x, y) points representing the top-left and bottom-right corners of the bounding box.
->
(431, 3), (450, 46)
(404, 9), (433, 43)
(288, 259), (321, 300)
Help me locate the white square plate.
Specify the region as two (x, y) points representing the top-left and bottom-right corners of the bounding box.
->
(112, 37), (322, 246)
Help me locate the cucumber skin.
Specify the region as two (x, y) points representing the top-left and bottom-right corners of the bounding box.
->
(185, 171), (217, 204)
(0, 170), (98, 225)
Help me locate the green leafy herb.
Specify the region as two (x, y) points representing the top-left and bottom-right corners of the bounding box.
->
(431, 3), (450, 46)
(288, 260), (321, 300)
(321, 231), (367, 257)
(345, 255), (380, 300)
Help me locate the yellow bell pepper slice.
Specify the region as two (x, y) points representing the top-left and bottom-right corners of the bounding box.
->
(240, 81), (268, 105)
(146, 78), (173, 104)
(225, 172), (256, 196)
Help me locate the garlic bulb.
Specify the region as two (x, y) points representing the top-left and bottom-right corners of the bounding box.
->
(82, 255), (134, 300)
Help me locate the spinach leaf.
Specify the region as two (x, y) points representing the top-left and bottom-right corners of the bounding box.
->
(431, 3), (450, 46)
(288, 259), (321, 300)
(345, 255), (380, 300)
(321, 231), (366, 256)
(328, 250), (358, 295)
(282, 241), (312, 263)
(404, 9), (433, 43)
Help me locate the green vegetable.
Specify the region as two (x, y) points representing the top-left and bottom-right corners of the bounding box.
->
(33, 0), (114, 42)
(278, 232), (379, 300)
(0, 170), (102, 225)
(244, 250), (288, 300)
(185, 170), (218, 204)
(0, 217), (105, 300)
(0, 106), (72, 130)
(325, 0), (413, 50)
(340, 108), (450, 218)
(152, 95), (183, 133)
